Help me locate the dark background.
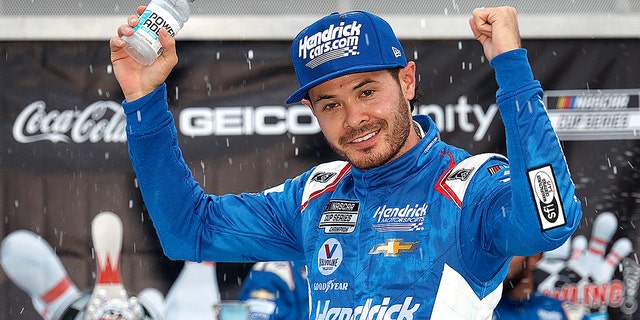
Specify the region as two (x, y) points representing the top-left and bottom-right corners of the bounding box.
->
(1, 38), (639, 318)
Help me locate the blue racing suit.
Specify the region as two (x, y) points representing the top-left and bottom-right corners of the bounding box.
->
(121, 49), (582, 319)
(494, 292), (589, 320)
(238, 261), (309, 320)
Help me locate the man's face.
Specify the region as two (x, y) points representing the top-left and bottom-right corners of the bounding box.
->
(303, 63), (417, 170)
(505, 256), (527, 286)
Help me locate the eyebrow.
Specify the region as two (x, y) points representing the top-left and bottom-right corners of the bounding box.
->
(312, 78), (378, 104)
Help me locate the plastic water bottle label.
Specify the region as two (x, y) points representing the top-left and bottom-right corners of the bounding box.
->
(133, 3), (181, 55)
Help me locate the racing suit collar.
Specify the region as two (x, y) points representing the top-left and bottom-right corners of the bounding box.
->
(350, 114), (440, 189)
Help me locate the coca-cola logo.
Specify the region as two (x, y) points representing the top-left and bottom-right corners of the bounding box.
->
(12, 100), (127, 144)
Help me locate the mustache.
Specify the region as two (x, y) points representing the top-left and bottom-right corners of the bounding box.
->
(339, 120), (386, 145)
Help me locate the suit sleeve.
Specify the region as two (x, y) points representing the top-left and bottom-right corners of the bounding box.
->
(476, 49), (582, 256)
(121, 84), (305, 262)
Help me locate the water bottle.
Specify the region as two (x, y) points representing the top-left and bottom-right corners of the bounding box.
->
(122, 0), (192, 66)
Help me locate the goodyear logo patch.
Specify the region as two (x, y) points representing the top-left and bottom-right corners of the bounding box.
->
(528, 165), (566, 231)
(319, 200), (359, 234)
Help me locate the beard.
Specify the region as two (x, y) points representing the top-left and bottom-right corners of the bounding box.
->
(328, 93), (413, 170)
(502, 259), (528, 294)
(503, 269), (526, 294)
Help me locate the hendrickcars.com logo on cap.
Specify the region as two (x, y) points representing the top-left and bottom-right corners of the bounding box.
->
(286, 11), (407, 104)
(297, 20), (362, 65)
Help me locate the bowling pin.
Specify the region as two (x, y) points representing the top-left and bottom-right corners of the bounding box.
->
(0, 230), (80, 320)
(543, 237), (572, 261)
(84, 211), (144, 320)
(592, 237), (633, 284)
(137, 287), (166, 317)
(569, 235), (588, 262)
(566, 235), (588, 278)
(537, 235), (588, 294)
(164, 261), (220, 319)
(538, 237), (572, 275)
(578, 212), (618, 276)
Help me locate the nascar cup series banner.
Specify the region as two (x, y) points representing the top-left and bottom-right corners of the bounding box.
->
(1, 38), (640, 319)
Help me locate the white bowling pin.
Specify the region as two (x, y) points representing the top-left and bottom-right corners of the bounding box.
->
(164, 261), (220, 319)
(566, 235), (589, 278)
(538, 237), (572, 276)
(569, 235), (588, 262)
(137, 287), (166, 317)
(592, 237), (633, 284)
(88, 211), (126, 300)
(543, 237), (572, 261)
(85, 211), (145, 320)
(0, 230), (80, 320)
(578, 212), (618, 275)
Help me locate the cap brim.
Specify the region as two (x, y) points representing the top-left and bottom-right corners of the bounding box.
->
(285, 63), (402, 105)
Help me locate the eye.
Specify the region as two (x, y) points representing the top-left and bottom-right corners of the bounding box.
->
(321, 102), (339, 111)
(361, 89), (374, 97)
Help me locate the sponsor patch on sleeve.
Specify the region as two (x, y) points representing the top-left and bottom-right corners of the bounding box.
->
(527, 165), (566, 231)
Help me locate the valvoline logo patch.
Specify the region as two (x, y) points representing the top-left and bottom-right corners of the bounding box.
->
(317, 238), (343, 276)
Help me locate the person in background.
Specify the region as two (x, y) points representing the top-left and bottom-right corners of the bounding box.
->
(109, 6), (582, 319)
(238, 261), (309, 320)
(494, 254), (588, 320)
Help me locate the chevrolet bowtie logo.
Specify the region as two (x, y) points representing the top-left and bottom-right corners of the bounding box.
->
(369, 239), (420, 257)
(250, 289), (276, 300)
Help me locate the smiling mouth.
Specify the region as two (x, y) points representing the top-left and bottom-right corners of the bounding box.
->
(351, 131), (378, 144)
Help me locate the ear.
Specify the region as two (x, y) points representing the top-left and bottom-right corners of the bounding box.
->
(399, 61), (417, 101)
(528, 252), (543, 269)
(302, 98), (316, 116)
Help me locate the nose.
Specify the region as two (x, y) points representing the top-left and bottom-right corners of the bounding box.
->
(343, 103), (368, 129)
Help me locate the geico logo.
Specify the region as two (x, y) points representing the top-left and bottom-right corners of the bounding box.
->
(178, 105), (321, 136)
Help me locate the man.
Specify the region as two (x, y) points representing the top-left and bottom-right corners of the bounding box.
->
(494, 254), (588, 320)
(109, 6), (582, 319)
(238, 261), (309, 320)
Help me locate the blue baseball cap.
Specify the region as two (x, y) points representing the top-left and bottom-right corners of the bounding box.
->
(285, 11), (407, 104)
